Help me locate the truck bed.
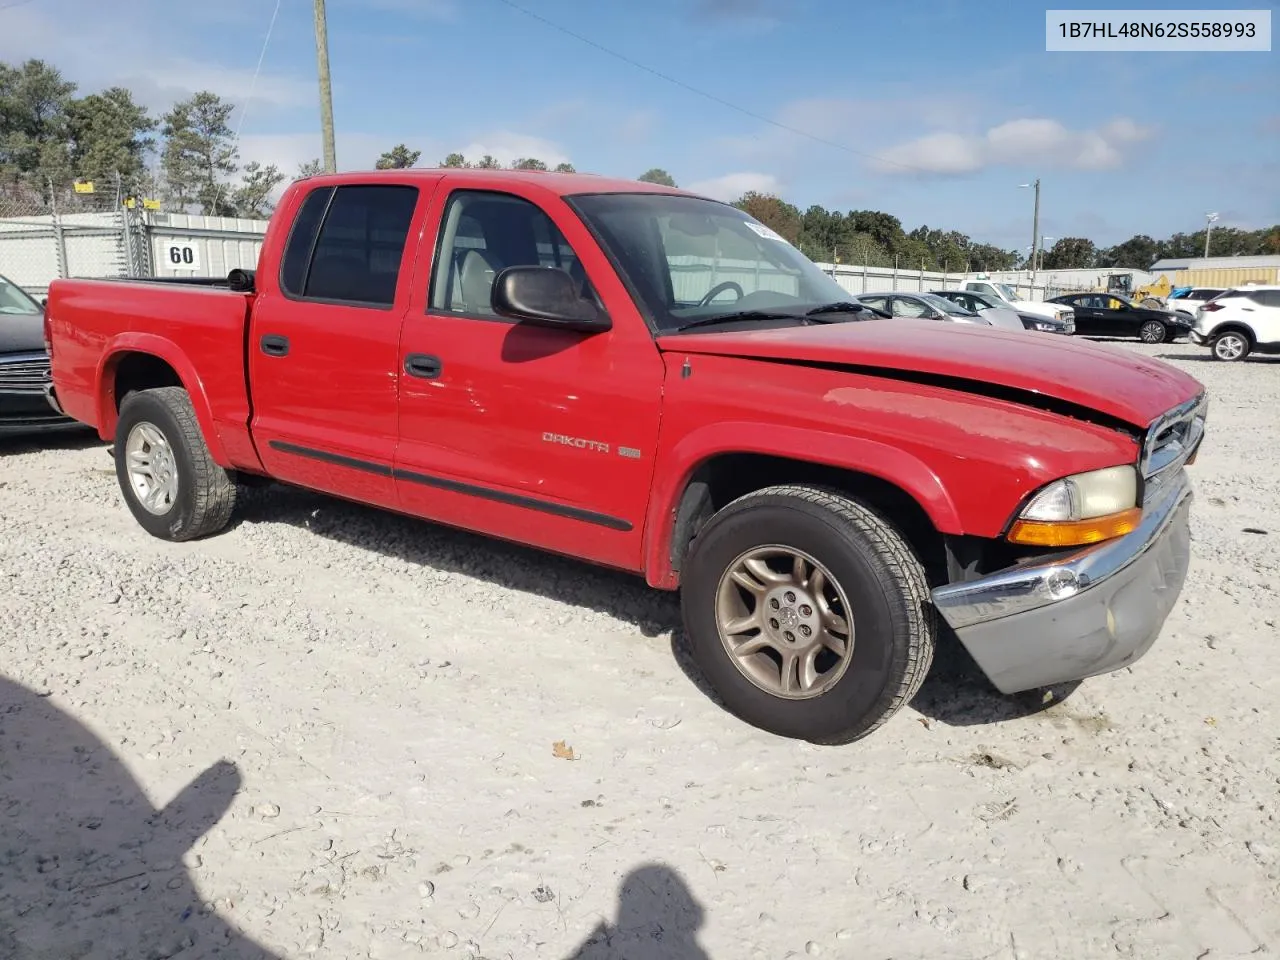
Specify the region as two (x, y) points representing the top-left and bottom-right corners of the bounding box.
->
(46, 277), (261, 470)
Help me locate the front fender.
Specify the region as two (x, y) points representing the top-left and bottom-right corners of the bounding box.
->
(96, 332), (229, 465)
(641, 421), (962, 589)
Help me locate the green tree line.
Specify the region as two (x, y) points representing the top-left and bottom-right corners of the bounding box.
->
(6, 58), (1274, 265)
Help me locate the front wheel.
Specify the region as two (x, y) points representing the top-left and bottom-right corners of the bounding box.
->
(679, 485), (935, 744)
(1211, 330), (1250, 362)
(114, 386), (237, 541)
(1139, 319), (1168, 344)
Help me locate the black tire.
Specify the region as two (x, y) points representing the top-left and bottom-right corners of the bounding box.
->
(114, 386), (236, 541)
(679, 485), (935, 744)
(1139, 319), (1168, 344)
(1211, 330), (1251, 362)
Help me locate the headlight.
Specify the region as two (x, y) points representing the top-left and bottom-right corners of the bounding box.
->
(1007, 465), (1141, 547)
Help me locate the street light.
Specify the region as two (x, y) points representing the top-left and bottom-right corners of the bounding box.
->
(1018, 179), (1041, 287)
(1204, 212), (1219, 258)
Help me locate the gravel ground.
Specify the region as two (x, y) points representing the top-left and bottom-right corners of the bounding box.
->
(1, 340), (1277, 960)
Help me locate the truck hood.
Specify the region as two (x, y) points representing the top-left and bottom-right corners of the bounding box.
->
(1012, 300), (1063, 319)
(657, 320), (1203, 428)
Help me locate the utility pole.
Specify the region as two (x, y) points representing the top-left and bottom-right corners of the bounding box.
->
(1204, 212), (1219, 258)
(314, 0), (337, 172)
(1029, 178), (1041, 290)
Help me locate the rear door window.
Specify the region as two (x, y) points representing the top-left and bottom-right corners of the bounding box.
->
(280, 184), (420, 308)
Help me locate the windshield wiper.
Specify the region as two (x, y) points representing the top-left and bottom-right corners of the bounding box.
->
(672, 310), (807, 333)
(804, 301), (880, 321)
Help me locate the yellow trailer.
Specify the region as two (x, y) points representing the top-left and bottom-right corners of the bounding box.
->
(1175, 266), (1280, 287)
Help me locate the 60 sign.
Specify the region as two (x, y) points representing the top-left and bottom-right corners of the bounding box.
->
(164, 243), (201, 270)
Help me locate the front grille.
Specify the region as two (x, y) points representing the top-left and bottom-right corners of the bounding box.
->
(1140, 394), (1207, 492)
(0, 354), (52, 395)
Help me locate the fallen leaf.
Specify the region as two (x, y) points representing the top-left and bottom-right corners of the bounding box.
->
(552, 740), (576, 760)
(1204, 717), (1217, 727)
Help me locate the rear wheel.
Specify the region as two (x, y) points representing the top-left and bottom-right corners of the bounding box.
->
(1211, 330), (1250, 362)
(679, 485), (935, 744)
(1139, 319), (1168, 344)
(114, 386), (236, 541)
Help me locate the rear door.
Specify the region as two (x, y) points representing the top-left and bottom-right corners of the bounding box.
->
(248, 180), (433, 508)
(1066, 295), (1105, 335)
(393, 181), (665, 571)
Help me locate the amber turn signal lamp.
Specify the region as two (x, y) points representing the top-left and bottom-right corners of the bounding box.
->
(1007, 508), (1143, 548)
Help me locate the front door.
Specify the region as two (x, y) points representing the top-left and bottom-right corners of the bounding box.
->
(248, 180), (434, 508)
(394, 182), (665, 571)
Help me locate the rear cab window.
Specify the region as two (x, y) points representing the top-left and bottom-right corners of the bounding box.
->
(278, 183), (420, 308)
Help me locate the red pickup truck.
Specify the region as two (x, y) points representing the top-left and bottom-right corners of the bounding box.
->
(46, 169), (1207, 744)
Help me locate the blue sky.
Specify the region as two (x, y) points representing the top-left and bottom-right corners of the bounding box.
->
(4, 0), (1277, 249)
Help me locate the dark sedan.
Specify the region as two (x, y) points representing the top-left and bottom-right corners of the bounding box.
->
(1047, 292), (1193, 344)
(1, 273), (81, 436)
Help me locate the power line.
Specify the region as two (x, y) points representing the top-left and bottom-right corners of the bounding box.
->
(488, 0), (934, 175)
(211, 0), (284, 213)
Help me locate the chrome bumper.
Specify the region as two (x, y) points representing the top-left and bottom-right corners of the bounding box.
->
(930, 468), (1193, 694)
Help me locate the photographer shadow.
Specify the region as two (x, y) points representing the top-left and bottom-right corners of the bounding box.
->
(0, 675), (280, 959)
(565, 864), (711, 960)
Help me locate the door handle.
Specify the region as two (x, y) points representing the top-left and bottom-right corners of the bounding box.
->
(404, 353), (443, 379)
(260, 334), (290, 357)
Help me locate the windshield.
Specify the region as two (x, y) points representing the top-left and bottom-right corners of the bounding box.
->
(0, 276), (41, 316)
(994, 282), (1018, 302)
(567, 193), (853, 333)
(922, 293), (974, 316)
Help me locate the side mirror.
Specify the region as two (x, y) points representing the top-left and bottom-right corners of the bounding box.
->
(492, 266), (611, 333)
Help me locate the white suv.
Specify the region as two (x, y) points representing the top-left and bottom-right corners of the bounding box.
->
(1189, 284), (1280, 362)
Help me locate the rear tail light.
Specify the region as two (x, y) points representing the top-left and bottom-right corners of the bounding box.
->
(1201, 302), (1225, 312)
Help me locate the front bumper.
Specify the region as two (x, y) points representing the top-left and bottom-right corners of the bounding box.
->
(930, 468), (1193, 694)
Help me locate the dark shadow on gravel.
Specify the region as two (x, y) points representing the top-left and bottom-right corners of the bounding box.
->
(1154, 352), (1280, 364)
(231, 483), (682, 640)
(910, 629), (1082, 728)
(0, 675), (282, 960)
(564, 863), (711, 959)
(231, 484), (1082, 732)
(0, 426), (101, 457)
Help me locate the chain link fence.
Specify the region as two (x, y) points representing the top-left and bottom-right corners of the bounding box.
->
(0, 174), (154, 298)
(0, 173), (272, 298)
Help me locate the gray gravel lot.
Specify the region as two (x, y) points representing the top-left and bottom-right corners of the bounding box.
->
(1, 341), (1277, 960)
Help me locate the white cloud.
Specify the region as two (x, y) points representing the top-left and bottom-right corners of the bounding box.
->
(872, 117), (1156, 176)
(234, 129), (572, 184)
(685, 172), (781, 201)
(457, 132), (570, 168)
(0, 1), (310, 114)
(616, 109), (659, 144)
(236, 132), (405, 179)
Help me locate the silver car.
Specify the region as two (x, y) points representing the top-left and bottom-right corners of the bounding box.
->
(851, 292), (992, 326)
(928, 289), (1026, 331)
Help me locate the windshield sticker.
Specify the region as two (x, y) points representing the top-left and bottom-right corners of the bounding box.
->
(743, 221), (792, 246)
